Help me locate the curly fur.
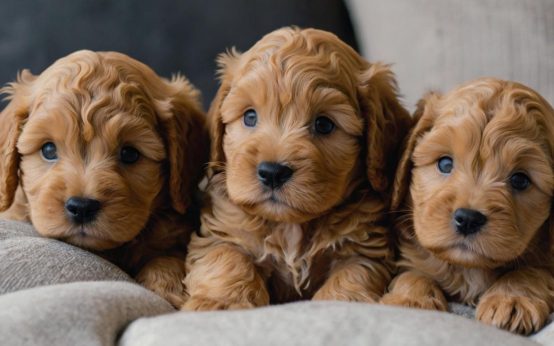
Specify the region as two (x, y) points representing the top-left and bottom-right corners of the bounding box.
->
(382, 78), (554, 335)
(0, 50), (208, 307)
(182, 27), (411, 310)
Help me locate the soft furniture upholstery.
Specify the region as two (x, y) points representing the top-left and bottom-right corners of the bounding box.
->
(346, 0), (554, 110)
(120, 302), (539, 346)
(0, 282), (173, 346)
(0, 220), (131, 295)
(1, 220), (554, 345)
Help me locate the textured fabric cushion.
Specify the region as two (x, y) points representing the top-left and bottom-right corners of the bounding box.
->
(346, 0), (554, 111)
(120, 301), (537, 346)
(1, 212), (553, 345)
(0, 219), (131, 294)
(0, 281), (173, 346)
(534, 320), (554, 345)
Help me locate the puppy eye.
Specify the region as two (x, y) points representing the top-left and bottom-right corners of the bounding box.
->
(120, 146), (140, 164)
(40, 142), (58, 162)
(437, 156), (453, 174)
(314, 116), (335, 135)
(510, 172), (531, 191)
(243, 109), (257, 127)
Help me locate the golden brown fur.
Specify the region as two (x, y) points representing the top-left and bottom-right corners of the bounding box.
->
(0, 50), (208, 307)
(182, 27), (411, 310)
(382, 78), (554, 334)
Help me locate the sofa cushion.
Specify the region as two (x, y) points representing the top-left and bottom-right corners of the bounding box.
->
(0, 219), (131, 294)
(1, 220), (553, 345)
(0, 281), (173, 346)
(120, 301), (537, 346)
(346, 0), (554, 111)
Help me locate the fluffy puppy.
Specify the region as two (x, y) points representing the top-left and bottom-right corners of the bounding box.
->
(381, 78), (554, 334)
(0, 50), (207, 307)
(182, 27), (412, 310)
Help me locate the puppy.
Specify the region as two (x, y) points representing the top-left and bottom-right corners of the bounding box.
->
(0, 50), (208, 307)
(381, 78), (554, 334)
(182, 27), (412, 310)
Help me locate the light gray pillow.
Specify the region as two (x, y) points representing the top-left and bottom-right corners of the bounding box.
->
(0, 219), (131, 294)
(120, 301), (537, 346)
(346, 0), (554, 110)
(0, 281), (173, 346)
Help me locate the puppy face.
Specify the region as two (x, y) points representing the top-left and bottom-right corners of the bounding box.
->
(210, 28), (410, 223)
(0, 50), (206, 250)
(395, 79), (554, 268)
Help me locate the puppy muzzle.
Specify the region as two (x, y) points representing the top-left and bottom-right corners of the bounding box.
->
(257, 161), (294, 189)
(65, 196), (102, 224)
(453, 208), (487, 236)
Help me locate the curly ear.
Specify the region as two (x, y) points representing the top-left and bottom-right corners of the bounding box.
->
(207, 49), (242, 174)
(358, 63), (412, 194)
(156, 76), (208, 214)
(0, 70), (34, 211)
(390, 92), (441, 211)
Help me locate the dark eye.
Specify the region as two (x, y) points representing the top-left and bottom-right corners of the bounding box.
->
(314, 116), (335, 135)
(120, 146), (140, 164)
(437, 156), (453, 174)
(40, 142), (58, 162)
(510, 172), (531, 191)
(243, 109), (257, 127)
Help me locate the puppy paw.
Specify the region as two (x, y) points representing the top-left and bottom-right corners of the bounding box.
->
(139, 278), (187, 308)
(380, 292), (448, 311)
(313, 287), (379, 303)
(135, 256), (187, 308)
(181, 295), (256, 311)
(476, 294), (549, 335)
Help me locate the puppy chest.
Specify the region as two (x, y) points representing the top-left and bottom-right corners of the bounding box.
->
(256, 223), (334, 302)
(260, 250), (332, 303)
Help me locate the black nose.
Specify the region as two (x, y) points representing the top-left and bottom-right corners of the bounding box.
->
(453, 208), (487, 235)
(257, 162), (294, 189)
(65, 197), (101, 224)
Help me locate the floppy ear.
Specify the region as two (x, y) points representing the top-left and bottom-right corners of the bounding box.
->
(0, 70), (34, 211)
(390, 92), (441, 211)
(207, 49), (242, 174)
(156, 77), (209, 214)
(358, 63), (412, 194)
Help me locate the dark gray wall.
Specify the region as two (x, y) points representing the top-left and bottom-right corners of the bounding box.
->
(0, 0), (358, 110)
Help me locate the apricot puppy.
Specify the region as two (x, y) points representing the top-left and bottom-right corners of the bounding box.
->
(0, 50), (207, 307)
(182, 27), (411, 310)
(382, 78), (554, 334)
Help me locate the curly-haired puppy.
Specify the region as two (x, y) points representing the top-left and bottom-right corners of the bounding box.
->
(381, 78), (554, 334)
(0, 50), (207, 307)
(182, 27), (412, 310)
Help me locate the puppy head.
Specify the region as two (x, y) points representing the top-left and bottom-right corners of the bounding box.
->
(0, 50), (207, 250)
(208, 27), (410, 223)
(393, 78), (554, 268)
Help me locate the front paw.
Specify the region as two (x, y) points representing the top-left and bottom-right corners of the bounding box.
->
(182, 295), (256, 311)
(476, 294), (549, 335)
(313, 287), (379, 303)
(380, 292), (448, 311)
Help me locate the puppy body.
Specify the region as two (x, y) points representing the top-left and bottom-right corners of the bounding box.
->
(0, 50), (208, 306)
(183, 27), (411, 310)
(382, 78), (554, 334)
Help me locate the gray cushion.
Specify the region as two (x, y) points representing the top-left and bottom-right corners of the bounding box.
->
(120, 301), (538, 346)
(0, 281), (173, 346)
(346, 0), (554, 111)
(0, 219), (131, 294)
(2, 219), (554, 345)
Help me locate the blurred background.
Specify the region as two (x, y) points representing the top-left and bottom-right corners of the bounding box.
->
(0, 0), (357, 110)
(0, 0), (552, 111)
